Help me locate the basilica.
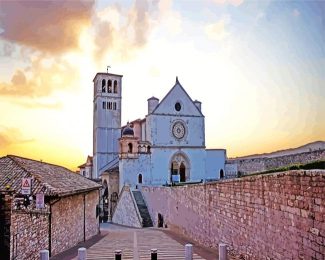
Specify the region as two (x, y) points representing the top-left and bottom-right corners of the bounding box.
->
(79, 72), (226, 195)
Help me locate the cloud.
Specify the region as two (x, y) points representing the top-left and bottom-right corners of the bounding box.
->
(0, 41), (15, 56)
(15, 99), (63, 110)
(0, 126), (34, 148)
(205, 18), (230, 41)
(92, 0), (159, 61)
(0, 1), (94, 54)
(293, 9), (300, 17)
(212, 0), (244, 7)
(0, 54), (79, 97)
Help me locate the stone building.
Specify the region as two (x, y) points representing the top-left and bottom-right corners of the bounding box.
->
(0, 155), (101, 259)
(78, 155), (93, 179)
(89, 72), (226, 193)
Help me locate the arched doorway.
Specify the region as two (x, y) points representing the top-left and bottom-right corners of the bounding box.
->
(169, 152), (190, 183)
(220, 169), (224, 179)
(138, 174), (143, 184)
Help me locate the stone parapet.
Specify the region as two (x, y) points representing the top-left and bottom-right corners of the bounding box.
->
(142, 170), (325, 259)
(112, 186), (142, 228)
(229, 150), (325, 175)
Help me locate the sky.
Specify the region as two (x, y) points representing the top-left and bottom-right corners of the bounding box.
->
(0, 0), (324, 170)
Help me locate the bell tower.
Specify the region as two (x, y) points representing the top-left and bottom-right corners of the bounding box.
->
(93, 72), (123, 178)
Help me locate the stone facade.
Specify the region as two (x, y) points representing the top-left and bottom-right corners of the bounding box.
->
(51, 190), (99, 255)
(85, 190), (100, 240)
(229, 149), (325, 175)
(10, 211), (49, 260)
(9, 190), (99, 259)
(112, 186), (142, 228)
(142, 170), (325, 259)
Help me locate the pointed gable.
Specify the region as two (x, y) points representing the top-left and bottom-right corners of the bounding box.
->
(152, 78), (203, 117)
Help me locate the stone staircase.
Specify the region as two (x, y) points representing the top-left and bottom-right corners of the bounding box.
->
(132, 190), (153, 227)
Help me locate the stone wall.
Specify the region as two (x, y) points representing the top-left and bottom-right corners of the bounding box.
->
(229, 150), (325, 175)
(142, 170), (325, 259)
(51, 190), (99, 255)
(10, 211), (49, 260)
(0, 193), (12, 259)
(10, 190), (100, 259)
(112, 186), (142, 228)
(85, 190), (100, 240)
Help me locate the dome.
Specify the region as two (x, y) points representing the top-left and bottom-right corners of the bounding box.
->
(122, 124), (134, 136)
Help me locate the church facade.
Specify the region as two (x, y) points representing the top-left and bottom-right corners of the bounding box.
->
(92, 72), (226, 192)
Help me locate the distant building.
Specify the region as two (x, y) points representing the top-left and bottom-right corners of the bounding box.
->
(78, 155), (93, 179)
(0, 155), (101, 259)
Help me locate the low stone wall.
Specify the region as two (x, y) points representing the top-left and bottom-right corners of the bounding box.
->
(142, 170), (325, 259)
(112, 186), (142, 228)
(10, 211), (49, 260)
(229, 150), (325, 175)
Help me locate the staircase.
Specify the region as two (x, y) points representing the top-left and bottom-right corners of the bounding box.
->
(132, 190), (153, 227)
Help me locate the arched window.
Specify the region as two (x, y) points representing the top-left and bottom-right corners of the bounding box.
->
(108, 80), (112, 93)
(114, 80), (118, 93)
(138, 174), (142, 184)
(128, 143), (133, 153)
(220, 169), (224, 179)
(108, 102), (112, 110)
(102, 79), (106, 92)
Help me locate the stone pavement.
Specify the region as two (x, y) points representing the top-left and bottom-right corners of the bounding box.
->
(52, 223), (218, 260)
(86, 229), (206, 260)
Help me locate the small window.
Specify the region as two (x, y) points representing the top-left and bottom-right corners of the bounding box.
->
(108, 80), (112, 93)
(114, 80), (118, 93)
(138, 174), (142, 184)
(175, 102), (181, 111)
(147, 145), (151, 153)
(108, 102), (112, 110)
(220, 169), (224, 179)
(113, 102), (116, 110)
(102, 101), (106, 109)
(128, 143), (133, 153)
(102, 79), (106, 92)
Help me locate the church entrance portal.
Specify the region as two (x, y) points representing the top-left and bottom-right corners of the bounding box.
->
(170, 152), (190, 183)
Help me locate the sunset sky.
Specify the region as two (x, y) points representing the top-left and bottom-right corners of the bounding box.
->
(0, 0), (324, 170)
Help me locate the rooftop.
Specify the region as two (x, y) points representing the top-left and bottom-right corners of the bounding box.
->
(0, 155), (101, 197)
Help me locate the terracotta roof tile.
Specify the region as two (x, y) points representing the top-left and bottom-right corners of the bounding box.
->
(0, 155), (101, 197)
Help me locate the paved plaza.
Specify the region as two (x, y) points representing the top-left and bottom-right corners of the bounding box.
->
(52, 223), (217, 260)
(86, 228), (205, 260)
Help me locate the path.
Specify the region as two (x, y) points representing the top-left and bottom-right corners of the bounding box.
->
(52, 223), (218, 260)
(86, 228), (205, 260)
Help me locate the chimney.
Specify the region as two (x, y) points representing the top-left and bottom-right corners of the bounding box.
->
(147, 97), (159, 114)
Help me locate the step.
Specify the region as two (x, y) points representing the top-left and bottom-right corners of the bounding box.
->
(132, 191), (153, 228)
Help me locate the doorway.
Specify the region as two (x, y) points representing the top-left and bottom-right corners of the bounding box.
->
(179, 163), (186, 182)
